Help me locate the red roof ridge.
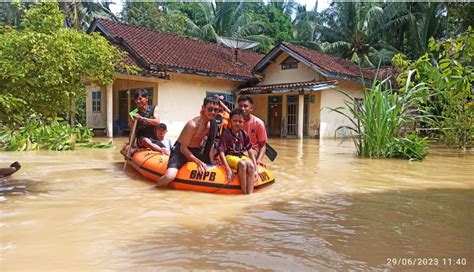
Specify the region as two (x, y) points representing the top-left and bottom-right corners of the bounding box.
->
(282, 42), (359, 68)
(95, 18), (263, 58)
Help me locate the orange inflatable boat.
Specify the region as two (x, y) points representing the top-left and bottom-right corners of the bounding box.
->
(122, 147), (275, 194)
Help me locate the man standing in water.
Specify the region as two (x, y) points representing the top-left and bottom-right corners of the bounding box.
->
(238, 95), (267, 165)
(155, 96), (220, 188)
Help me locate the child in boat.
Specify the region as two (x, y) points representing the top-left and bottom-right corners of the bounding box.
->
(218, 108), (258, 194)
(148, 123), (174, 155)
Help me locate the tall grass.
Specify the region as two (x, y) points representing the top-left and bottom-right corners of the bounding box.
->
(328, 70), (431, 160)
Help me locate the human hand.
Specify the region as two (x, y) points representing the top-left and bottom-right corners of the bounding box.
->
(254, 168), (259, 181)
(257, 161), (267, 168)
(225, 167), (234, 181)
(196, 160), (208, 174)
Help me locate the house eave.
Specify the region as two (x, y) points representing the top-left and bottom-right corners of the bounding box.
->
(252, 43), (372, 84)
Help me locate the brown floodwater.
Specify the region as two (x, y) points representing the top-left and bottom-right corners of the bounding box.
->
(1, 138), (473, 271)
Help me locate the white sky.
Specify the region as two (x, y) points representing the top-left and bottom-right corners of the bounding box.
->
(109, 1), (332, 15)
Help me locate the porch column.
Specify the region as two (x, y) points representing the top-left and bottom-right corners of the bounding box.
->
(106, 84), (113, 138)
(298, 94), (304, 138)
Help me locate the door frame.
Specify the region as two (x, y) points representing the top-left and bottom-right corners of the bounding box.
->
(267, 95), (282, 137)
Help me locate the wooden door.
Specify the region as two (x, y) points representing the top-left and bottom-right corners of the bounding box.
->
(269, 103), (282, 136)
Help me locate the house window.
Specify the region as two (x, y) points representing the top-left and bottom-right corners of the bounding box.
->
(206, 92), (235, 110)
(281, 56), (298, 70)
(92, 91), (101, 113)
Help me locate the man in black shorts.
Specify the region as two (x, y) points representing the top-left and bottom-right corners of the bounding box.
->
(155, 96), (219, 187)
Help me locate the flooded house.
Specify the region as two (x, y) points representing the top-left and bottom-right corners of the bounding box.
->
(86, 19), (383, 138)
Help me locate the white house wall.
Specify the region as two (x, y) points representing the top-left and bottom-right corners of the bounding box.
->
(259, 52), (322, 85)
(157, 73), (240, 136)
(319, 80), (364, 138)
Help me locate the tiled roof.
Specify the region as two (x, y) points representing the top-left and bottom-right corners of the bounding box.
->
(113, 44), (169, 79)
(365, 66), (399, 81)
(283, 43), (375, 80)
(92, 19), (264, 82)
(238, 80), (338, 94)
(252, 43), (394, 82)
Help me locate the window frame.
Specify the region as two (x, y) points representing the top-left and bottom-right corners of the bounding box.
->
(281, 56), (298, 70)
(92, 91), (101, 113)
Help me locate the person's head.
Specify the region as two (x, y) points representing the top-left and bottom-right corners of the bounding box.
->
(229, 108), (244, 131)
(155, 123), (167, 140)
(134, 89), (149, 107)
(201, 96), (220, 119)
(237, 95), (254, 118)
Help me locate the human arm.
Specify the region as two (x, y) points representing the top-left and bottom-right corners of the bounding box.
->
(209, 144), (219, 165)
(256, 141), (266, 164)
(139, 138), (167, 154)
(179, 121), (207, 173)
(134, 105), (160, 126)
(255, 119), (268, 164)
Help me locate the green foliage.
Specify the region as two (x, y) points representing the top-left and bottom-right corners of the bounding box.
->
(393, 133), (429, 161)
(0, 2), (29, 28)
(165, 1), (273, 53)
(0, 93), (27, 126)
(82, 141), (113, 149)
(446, 3), (474, 37)
(0, 115), (93, 151)
(21, 2), (63, 33)
(308, 2), (398, 67)
(121, 2), (188, 35)
(394, 28), (474, 149)
(252, 5), (293, 45)
(0, 2), (126, 119)
(328, 71), (430, 160)
(59, 1), (117, 31)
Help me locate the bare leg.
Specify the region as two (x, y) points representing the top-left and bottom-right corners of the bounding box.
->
(155, 168), (178, 188)
(237, 160), (248, 194)
(246, 161), (256, 194)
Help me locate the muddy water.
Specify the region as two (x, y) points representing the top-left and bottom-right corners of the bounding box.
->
(1, 138), (472, 271)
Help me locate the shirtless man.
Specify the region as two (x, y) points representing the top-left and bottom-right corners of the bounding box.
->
(155, 96), (220, 188)
(238, 95), (267, 165)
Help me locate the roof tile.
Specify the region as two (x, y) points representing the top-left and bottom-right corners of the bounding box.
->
(95, 19), (264, 81)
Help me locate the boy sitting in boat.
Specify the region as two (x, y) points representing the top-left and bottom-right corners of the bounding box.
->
(155, 96), (219, 188)
(147, 123), (174, 155)
(218, 108), (258, 194)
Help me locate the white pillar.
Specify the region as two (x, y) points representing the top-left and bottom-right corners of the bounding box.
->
(298, 94), (304, 138)
(106, 84), (113, 138)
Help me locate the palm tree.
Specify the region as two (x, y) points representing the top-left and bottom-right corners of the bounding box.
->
(378, 2), (447, 60)
(179, 1), (273, 52)
(60, 0), (117, 31)
(310, 2), (397, 67)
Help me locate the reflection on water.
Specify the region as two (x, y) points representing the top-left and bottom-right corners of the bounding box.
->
(1, 138), (473, 271)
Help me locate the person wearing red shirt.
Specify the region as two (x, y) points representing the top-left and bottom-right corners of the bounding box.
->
(238, 95), (267, 165)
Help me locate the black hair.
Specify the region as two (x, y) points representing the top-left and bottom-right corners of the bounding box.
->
(203, 96), (220, 106)
(237, 95), (253, 105)
(133, 89), (148, 100)
(230, 108), (244, 118)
